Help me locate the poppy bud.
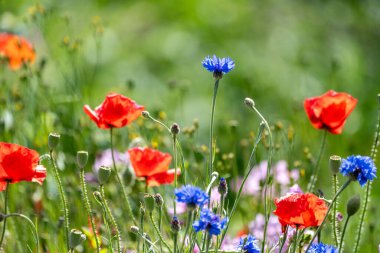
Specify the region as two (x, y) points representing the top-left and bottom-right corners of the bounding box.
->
(154, 193), (164, 208)
(76, 151), (88, 168)
(93, 191), (102, 204)
(130, 226), (139, 234)
(171, 123), (180, 135)
(48, 133), (60, 150)
(329, 155), (341, 175)
(144, 194), (155, 213)
(171, 216), (181, 233)
(141, 111), (150, 118)
(218, 178), (228, 195)
(347, 195), (360, 217)
(97, 166), (112, 185)
(69, 229), (86, 249)
(244, 98), (255, 108)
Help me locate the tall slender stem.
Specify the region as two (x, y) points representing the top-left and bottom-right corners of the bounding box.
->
(205, 233), (211, 253)
(0, 181), (9, 249)
(278, 225), (288, 253)
(173, 135), (178, 216)
(305, 179), (351, 252)
(180, 211), (193, 253)
(332, 174), (340, 246)
(110, 128), (137, 225)
(291, 227), (299, 253)
(50, 150), (70, 250)
(307, 130), (328, 193)
(209, 79), (220, 182)
(80, 168), (100, 253)
(148, 212), (173, 253)
(338, 216), (350, 253)
(158, 206), (163, 253)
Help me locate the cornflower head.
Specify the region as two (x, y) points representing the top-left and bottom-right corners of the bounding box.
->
(192, 208), (227, 236)
(175, 185), (208, 209)
(340, 155), (377, 187)
(237, 234), (260, 253)
(307, 242), (338, 253)
(202, 55), (235, 79)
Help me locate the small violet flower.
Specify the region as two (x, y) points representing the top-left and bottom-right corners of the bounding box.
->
(202, 55), (235, 79)
(237, 234), (260, 253)
(307, 242), (338, 253)
(340, 155), (377, 187)
(192, 208), (227, 236)
(175, 185), (208, 209)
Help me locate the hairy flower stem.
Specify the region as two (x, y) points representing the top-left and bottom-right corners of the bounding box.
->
(100, 185), (121, 253)
(174, 233), (178, 253)
(209, 79), (220, 184)
(180, 211), (193, 253)
(49, 150), (70, 250)
(110, 128), (137, 226)
(172, 134), (178, 216)
(158, 207), (163, 253)
(278, 225), (288, 253)
(332, 174), (340, 246)
(148, 212), (173, 253)
(353, 94), (380, 253)
(305, 179), (352, 252)
(307, 130), (327, 193)
(80, 168), (100, 253)
(0, 182), (9, 249)
(4, 213), (39, 253)
(140, 207), (144, 253)
(338, 216), (351, 253)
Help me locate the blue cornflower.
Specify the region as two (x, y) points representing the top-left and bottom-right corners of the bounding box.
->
(202, 55), (235, 79)
(192, 208), (227, 235)
(340, 155), (377, 187)
(307, 242), (338, 253)
(175, 185), (208, 209)
(237, 234), (260, 253)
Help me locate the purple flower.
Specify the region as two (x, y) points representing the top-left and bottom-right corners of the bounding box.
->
(193, 208), (227, 235)
(288, 184), (303, 194)
(249, 214), (281, 247)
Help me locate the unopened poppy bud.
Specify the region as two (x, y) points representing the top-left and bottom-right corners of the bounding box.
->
(98, 166), (112, 185)
(329, 155), (341, 175)
(93, 191), (102, 204)
(347, 195), (360, 216)
(154, 193), (164, 208)
(144, 194), (155, 213)
(141, 111), (150, 118)
(171, 216), (181, 233)
(171, 123), (180, 135)
(130, 226), (139, 234)
(218, 178), (228, 195)
(244, 98), (255, 108)
(48, 133), (60, 150)
(69, 229), (86, 249)
(76, 151), (88, 168)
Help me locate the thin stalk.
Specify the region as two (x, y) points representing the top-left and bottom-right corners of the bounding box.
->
(100, 185), (121, 253)
(5, 213), (39, 253)
(158, 207), (163, 253)
(307, 130), (328, 193)
(180, 211), (193, 253)
(209, 79), (220, 183)
(173, 134), (178, 216)
(353, 94), (380, 253)
(174, 232), (178, 253)
(305, 179), (351, 252)
(49, 150), (70, 250)
(93, 190), (113, 253)
(80, 168), (100, 253)
(148, 212), (173, 253)
(140, 207), (145, 253)
(205, 233), (211, 253)
(291, 227), (299, 253)
(338, 216), (351, 253)
(278, 225), (288, 253)
(0, 182), (9, 249)
(110, 128), (137, 225)
(332, 174), (340, 246)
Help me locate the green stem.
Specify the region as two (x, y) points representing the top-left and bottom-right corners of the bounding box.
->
(332, 174), (340, 246)
(158, 207), (163, 253)
(353, 94), (380, 253)
(0, 182), (9, 249)
(209, 79), (220, 183)
(338, 216), (351, 253)
(50, 150), (70, 250)
(307, 130), (328, 193)
(4, 213), (39, 253)
(173, 135), (178, 216)
(291, 227), (299, 253)
(205, 233), (211, 253)
(140, 207), (145, 253)
(278, 225), (288, 253)
(305, 179), (351, 252)
(180, 211), (193, 253)
(100, 185), (121, 253)
(174, 232), (178, 253)
(80, 168), (100, 253)
(110, 128), (137, 226)
(148, 213), (173, 253)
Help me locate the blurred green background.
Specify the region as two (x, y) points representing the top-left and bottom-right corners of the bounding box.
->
(0, 0), (379, 252)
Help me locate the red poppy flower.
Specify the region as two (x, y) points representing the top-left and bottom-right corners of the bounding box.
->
(273, 193), (327, 229)
(146, 169), (180, 187)
(128, 147), (172, 177)
(83, 93), (145, 129)
(0, 142), (46, 191)
(0, 33), (36, 70)
(304, 90), (357, 134)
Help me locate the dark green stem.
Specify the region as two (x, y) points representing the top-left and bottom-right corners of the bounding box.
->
(173, 135), (178, 216)
(305, 179), (351, 252)
(291, 227), (299, 253)
(0, 182), (9, 249)
(110, 128), (137, 225)
(278, 225), (288, 253)
(205, 233), (211, 253)
(339, 216), (351, 253)
(332, 174), (340, 246)
(307, 130), (328, 193)
(174, 232), (178, 253)
(50, 150), (70, 250)
(209, 79), (220, 183)
(148, 212), (173, 253)
(180, 211), (193, 253)
(80, 168), (100, 253)
(158, 207), (163, 253)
